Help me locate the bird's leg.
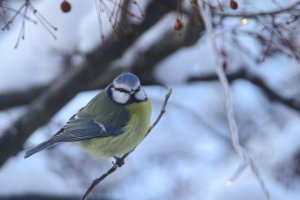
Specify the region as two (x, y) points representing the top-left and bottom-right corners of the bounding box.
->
(113, 156), (125, 167)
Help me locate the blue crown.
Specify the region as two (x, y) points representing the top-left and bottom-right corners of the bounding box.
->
(114, 72), (140, 88)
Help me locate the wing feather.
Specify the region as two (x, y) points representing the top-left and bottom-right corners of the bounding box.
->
(24, 115), (126, 158)
(51, 116), (124, 143)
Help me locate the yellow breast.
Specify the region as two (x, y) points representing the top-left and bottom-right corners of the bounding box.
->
(79, 99), (151, 159)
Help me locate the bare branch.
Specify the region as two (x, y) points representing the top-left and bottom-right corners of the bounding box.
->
(81, 164), (118, 200)
(210, 0), (300, 62)
(81, 88), (172, 200)
(145, 88), (172, 136)
(215, 1), (300, 18)
(2, 0), (57, 48)
(0, 85), (47, 110)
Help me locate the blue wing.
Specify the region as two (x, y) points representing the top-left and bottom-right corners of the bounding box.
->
(51, 116), (122, 142)
(24, 114), (126, 158)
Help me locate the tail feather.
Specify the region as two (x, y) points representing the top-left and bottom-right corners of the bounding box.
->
(24, 140), (55, 158)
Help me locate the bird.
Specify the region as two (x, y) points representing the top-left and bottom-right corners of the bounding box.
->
(24, 72), (151, 164)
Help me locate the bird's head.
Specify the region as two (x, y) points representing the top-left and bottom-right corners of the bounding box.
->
(106, 72), (148, 104)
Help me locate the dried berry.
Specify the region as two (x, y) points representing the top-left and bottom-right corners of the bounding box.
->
(61, 0), (71, 13)
(174, 18), (184, 32)
(230, 0), (238, 10)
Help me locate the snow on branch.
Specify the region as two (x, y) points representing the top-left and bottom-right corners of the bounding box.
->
(198, 1), (270, 200)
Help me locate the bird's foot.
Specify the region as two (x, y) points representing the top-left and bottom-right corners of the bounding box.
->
(113, 156), (125, 167)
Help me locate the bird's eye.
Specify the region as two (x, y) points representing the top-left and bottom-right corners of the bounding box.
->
(115, 88), (128, 93)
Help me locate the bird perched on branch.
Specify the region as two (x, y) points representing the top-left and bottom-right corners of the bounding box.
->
(24, 72), (151, 164)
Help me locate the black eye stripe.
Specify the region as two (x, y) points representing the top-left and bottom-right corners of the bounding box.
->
(115, 88), (129, 93)
(114, 86), (141, 94)
(134, 86), (141, 92)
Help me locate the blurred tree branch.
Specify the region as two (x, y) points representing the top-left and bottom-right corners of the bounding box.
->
(0, 7), (204, 111)
(0, 0), (204, 111)
(188, 69), (300, 112)
(0, 85), (47, 110)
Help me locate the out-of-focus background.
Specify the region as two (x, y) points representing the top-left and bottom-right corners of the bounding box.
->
(0, 0), (300, 199)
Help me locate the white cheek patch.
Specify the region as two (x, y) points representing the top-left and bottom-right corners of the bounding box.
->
(135, 89), (147, 101)
(112, 89), (130, 104)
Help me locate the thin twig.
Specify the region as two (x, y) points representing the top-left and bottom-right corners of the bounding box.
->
(145, 88), (172, 136)
(215, 1), (300, 18)
(81, 164), (118, 200)
(209, 0), (300, 62)
(81, 88), (172, 200)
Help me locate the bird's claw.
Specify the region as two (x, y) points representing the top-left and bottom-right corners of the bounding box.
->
(113, 156), (125, 167)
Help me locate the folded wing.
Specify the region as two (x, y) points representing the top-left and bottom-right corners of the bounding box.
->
(24, 115), (125, 158)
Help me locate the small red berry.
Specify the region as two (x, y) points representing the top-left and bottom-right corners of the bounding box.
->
(230, 0), (238, 10)
(174, 18), (184, 32)
(61, 0), (71, 13)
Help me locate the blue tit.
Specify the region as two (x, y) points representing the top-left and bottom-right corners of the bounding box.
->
(24, 72), (151, 161)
